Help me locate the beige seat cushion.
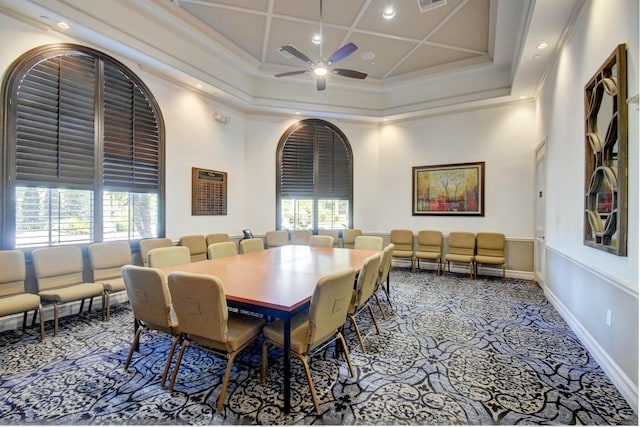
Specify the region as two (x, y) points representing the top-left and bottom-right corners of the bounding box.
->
(0, 293), (41, 317)
(101, 277), (125, 293)
(474, 255), (505, 265)
(263, 311), (311, 354)
(444, 253), (474, 263)
(192, 311), (266, 353)
(39, 283), (106, 303)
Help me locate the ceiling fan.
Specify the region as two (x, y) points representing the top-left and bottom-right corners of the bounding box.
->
(274, 0), (368, 91)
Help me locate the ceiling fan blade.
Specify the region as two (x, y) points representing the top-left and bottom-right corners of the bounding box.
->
(332, 68), (368, 79)
(278, 45), (314, 66)
(275, 70), (309, 78)
(327, 42), (358, 65)
(316, 77), (326, 91)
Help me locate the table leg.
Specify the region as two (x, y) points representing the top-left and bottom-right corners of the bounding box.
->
(283, 315), (291, 414)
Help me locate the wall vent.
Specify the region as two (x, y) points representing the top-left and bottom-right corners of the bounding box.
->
(417, 0), (447, 13)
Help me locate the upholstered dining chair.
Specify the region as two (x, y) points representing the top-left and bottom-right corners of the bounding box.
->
(179, 235), (207, 262)
(240, 238), (264, 254)
(261, 268), (357, 414)
(347, 253), (382, 353)
(88, 241), (131, 320)
(290, 230), (312, 245)
(474, 232), (506, 280)
(139, 238), (173, 267)
(121, 265), (181, 388)
(318, 229), (340, 247)
(341, 229), (362, 249)
(308, 235), (334, 247)
(414, 230), (443, 275)
(375, 243), (395, 319)
(205, 233), (231, 247)
(167, 271), (266, 412)
(207, 241), (238, 259)
(0, 249), (44, 340)
(354, 235), (384, 251)
(31, 246), (106, 336)
(147, 246), (191, 269)
(265, 230), (289, 248)
(390, 229), (415, 272)
(444, 231), (476, 278)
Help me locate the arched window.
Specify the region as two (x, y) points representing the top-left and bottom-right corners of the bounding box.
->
(1, 44), (165, 248)
(276, 119), (353, 231)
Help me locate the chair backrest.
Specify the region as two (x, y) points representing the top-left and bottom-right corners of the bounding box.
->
(390, 229), (414, 251)
(447, 232), (476, 256)
(378, 243), (395, 285)
(475, 232), (505, 257)
(354, 236), (384, 251)
(265, 230), (289, 247)
(88, 241), (132, 281)
(0, 249), (26, 297)
(290, 230), (312, 245)
(32, 246), (84, 291)
(121, 265), (175, 330)
(147, 246), (191, 268)
(207, 241), (238, 259)
(307, 268), (356, 350)
(179, 235), (207, 262)
(205, 233), (231, 247)
(318, 229), (340, 247)
(342, 229), (362, 248)
(308, 235), (334, 247)
(417, 230), (443, 253)
(167, 271), (228, 343)
(240, 238), (264, 254)
(353, 253), (382, 307)
(139, 238), (173, 267)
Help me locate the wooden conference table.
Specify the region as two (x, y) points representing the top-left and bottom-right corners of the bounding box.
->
(161, 244), (379, 413)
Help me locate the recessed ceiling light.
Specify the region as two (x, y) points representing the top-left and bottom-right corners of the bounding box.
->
(57, 21), (70, 29)
(361, 52), (375, 61)
(536, 42), (549, 50)
(295, 112), (301, 115)
(312, 34), (321, 45)
(382, 6), (396, 20)
(532, 54), (542, 60)
(519, 96), (528, 100)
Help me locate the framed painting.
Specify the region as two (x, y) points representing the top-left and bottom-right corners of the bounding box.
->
(412, 161), (484, 216)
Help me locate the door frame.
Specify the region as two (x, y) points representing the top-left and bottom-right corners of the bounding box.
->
(534, 140), (547, 286)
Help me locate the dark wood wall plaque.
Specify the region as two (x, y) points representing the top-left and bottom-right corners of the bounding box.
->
(192, 167), (227, 215)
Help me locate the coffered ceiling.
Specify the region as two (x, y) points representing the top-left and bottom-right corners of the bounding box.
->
(0, 0), (583, 121)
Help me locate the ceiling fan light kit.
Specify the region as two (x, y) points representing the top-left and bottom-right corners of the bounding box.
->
(274, 0), (367, 91)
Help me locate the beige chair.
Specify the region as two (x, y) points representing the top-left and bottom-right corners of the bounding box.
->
(206, 233), (231, 247)
(167, 271), (266, 412)
(139, 238), (173, 267)
(414, 230), (443, 275)
(347, 253), (382, 353)
(318, 229), (340, 247)
(179, 235), (207, 262)
(474, 232), (506, 280)
(240, 238), (264, 254)
(354, 235), (384, 251)
(88, 241), (131, 320)
(147, 246), (191, 268)
(390, 229), (415, 272)
(375, 243), (395, 319)
(342, 229), (362, 249)
(308, 235), (334, 247)
(265, 230), (289, 248)
(121, 265), (180, 388)
(207, 241), (238, 259)
(0, 250), (44, 340)
(444, 231), (476, 278)
(261, 268), (356, 414)
(31, 246), (106, 336)
(290, 230), (312, 245)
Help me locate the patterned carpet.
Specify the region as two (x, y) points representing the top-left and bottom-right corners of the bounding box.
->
(0, 268), (636, 425)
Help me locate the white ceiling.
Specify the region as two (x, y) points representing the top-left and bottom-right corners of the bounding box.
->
(0, 0), (583, 121)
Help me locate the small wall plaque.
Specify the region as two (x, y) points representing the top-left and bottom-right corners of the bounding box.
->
(192, 167), (227, 216)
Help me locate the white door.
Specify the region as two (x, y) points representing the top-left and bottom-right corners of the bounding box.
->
(534, 142), (546, 285)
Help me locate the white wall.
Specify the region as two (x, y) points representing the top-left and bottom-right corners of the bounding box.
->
(537, 0), (638, 407)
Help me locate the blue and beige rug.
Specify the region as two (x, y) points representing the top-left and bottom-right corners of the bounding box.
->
(0, 269), (636, 425)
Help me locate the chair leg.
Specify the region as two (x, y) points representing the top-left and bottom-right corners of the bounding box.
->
(37, 305), (44, 340)
(104, 292), (110, 321)
(124, 327), (143, 371)
(217, 351), (239, 412)
(367, 303), (381, 334)
(160, 334), (181, 388)
(348, 313), (366, 354)
(373, 293), (387, 320)
(337, 332), (355, 377)
(261, 341), (269, 385)
(299, 355), (321, 414)
(53, 302), (59, 336)
(411, 257), (415, 273)
(22, 311), (28, 332)
(168, 340), (190, 392)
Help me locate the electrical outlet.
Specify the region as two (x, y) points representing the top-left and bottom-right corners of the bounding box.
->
(606, 309), (612, 327)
